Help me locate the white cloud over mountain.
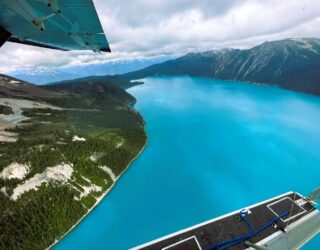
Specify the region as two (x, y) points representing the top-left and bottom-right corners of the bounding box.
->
(1, 0), (320, 73)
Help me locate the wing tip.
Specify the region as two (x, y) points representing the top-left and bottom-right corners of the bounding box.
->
(100, 47), (111, 53)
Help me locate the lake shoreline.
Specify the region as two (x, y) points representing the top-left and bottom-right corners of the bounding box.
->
(47, 139), (148, 250)
(53, 76), (320, 250)
(130, 75), (320, 99)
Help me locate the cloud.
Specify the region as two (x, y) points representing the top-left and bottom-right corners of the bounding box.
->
(1, 0), (320, 73)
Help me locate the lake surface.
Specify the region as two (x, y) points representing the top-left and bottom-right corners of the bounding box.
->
(55, 77), (320, 249)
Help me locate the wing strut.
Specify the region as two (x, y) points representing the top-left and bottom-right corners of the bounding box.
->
(0, 27), (11, 47)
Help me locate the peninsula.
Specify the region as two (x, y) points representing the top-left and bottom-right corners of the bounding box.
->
(0, 74), (146, 249)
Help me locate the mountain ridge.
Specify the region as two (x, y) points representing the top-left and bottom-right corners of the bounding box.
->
(0, 74), (55, 100)
(106, 38), (320, 95)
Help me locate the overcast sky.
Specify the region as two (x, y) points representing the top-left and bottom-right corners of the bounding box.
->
(1, 0), (320, 73)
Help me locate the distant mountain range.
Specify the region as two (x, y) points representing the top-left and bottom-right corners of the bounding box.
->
(8, 55), (178, 85)
(105, 38), (320, 95)
(15, 38), (320, 96)
(9, 68), (80, 86)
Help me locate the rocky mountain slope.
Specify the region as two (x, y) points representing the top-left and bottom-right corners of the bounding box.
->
(0, 74), (54, 99)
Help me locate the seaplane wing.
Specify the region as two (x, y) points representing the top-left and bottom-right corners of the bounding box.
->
(0, 0), (110, 52)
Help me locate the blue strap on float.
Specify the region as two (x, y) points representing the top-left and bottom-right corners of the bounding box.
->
(206, 209), (289, 250)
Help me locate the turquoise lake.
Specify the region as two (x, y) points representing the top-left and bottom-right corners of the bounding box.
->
(55, 77), (320, 249)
